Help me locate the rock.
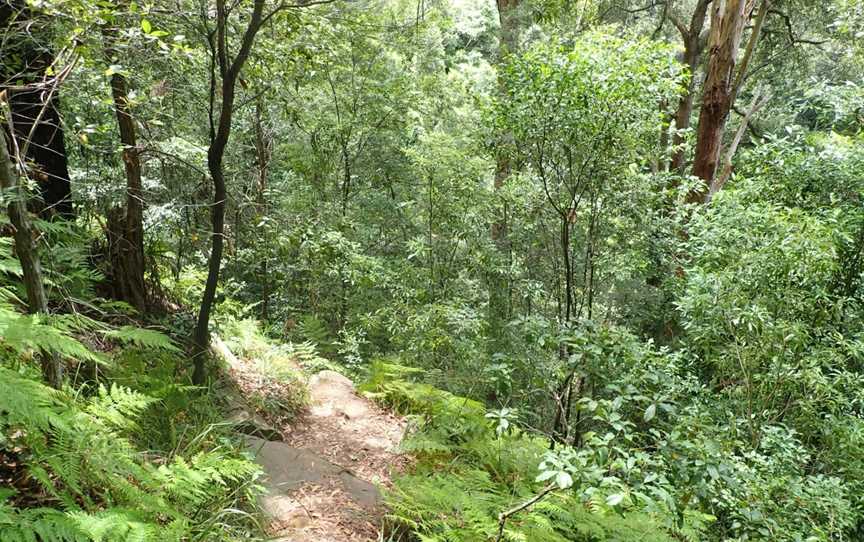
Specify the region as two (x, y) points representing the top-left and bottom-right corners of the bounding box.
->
(308, 369), (354, 390)
(211, 334), (244, 372)
(246, 436), (383, 521)
(211, 334), (283, 441)
(220, 384), (283, 441)
(308, 370), (371, 421)
(240, 368), (401, 539)
(338, 471), (381, 508)
(247, 436), (343, 492)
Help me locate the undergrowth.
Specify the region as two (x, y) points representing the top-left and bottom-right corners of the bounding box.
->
(219, 317), (310, 422)
(0, 298), (266, 541)
(0, 364), (264, 542)
(362, 361), (699, 542)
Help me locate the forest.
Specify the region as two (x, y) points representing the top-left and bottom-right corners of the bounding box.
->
(1, 0), (863, 540)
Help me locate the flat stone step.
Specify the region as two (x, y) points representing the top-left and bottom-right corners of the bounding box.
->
(246, 436), (382, 523)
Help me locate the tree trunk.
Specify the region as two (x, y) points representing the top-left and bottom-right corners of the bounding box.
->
(709, 91), (770, 200)
(561, 215), (573, 324)
(337, 140), (351, 329)
(192, 144), (227, 384)
(1, 1), (73, 218)
(690, 0), (752, 200)
(488, 0), (520, 348)
(0, 122), (61, 388)
(493, 0), (520, 198)
(104, 38), (147, 312)
(670, 40), (703, 172)
(191, 0), (269, 384)
(253, 102), (272, 321)
(669, 0), (711, 173)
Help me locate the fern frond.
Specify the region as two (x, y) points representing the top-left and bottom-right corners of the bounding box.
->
(0, 305), (102, 364)
(102, 326), (179, 352)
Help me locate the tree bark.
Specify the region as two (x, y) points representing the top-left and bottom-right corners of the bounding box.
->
(690, 0), (765, 201)
(0, 119), (61, 388)
(708, 90), (770, 200)
(669, 0), (711, 172)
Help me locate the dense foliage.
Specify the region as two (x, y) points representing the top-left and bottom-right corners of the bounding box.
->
(2, 0), (863, 540)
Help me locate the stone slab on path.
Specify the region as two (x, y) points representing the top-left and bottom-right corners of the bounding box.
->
(246, 436), (382, 515)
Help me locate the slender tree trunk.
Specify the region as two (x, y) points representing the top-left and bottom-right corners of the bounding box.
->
(550, 369), (575, 445)
(340, 142), (351, 219)
(489, 0), (520, 349)
(493, 0), (520, 215)
(709, 91), (769, 199)
(583, 195), (598, 320)
(657, 98), (669, 173)
(670, 39), (702, 172)
(0, 123), (61, 387)
(336, 141), (351, 329)
(253, 102), (272, 321)
(729, 0), (770, 110)
(175, 204), (191, 281)
(104, 29), (147, 312)
(191, 0), (269, 384)
(561, 215), (573, 325)
(192, 146), (228, 383)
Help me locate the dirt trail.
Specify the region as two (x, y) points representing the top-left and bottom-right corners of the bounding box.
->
(247, 370), (407, 542)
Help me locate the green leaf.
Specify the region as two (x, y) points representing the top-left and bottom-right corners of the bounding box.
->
(606, 493), (624, 506)
(555, 471), (573, 489)
(707, 465), (720, 480)
(141, 19), (152, 33)
(102, 326), (179, 352)
(643, 403), (656, 422)
(535, 470), (556, 482)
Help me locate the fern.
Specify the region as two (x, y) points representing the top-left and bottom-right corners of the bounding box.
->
(387, 470), (677, 542)
(282, 340), (336, 373)
(0, 224), (262, 541)
(0, 238), (23, 277)
(157, 450), (262, 509)
(68, 509), (179, 542)
(392, 472), (684, 542)
(86, 384), (158, 432)
(0, 501), (88, 542)
(0, 367), (262, 542)
(0, 304), (102, 364)
(295, 315), (337, 356)
(101, 326), (179, 352)
(221, 317), (270, 358)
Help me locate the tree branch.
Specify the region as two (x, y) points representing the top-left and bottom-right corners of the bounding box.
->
(708, 90), (771, 200)
(730, 0), (769, 106)
(495, 484), (557, 542)
(767, 8), (827, 47)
